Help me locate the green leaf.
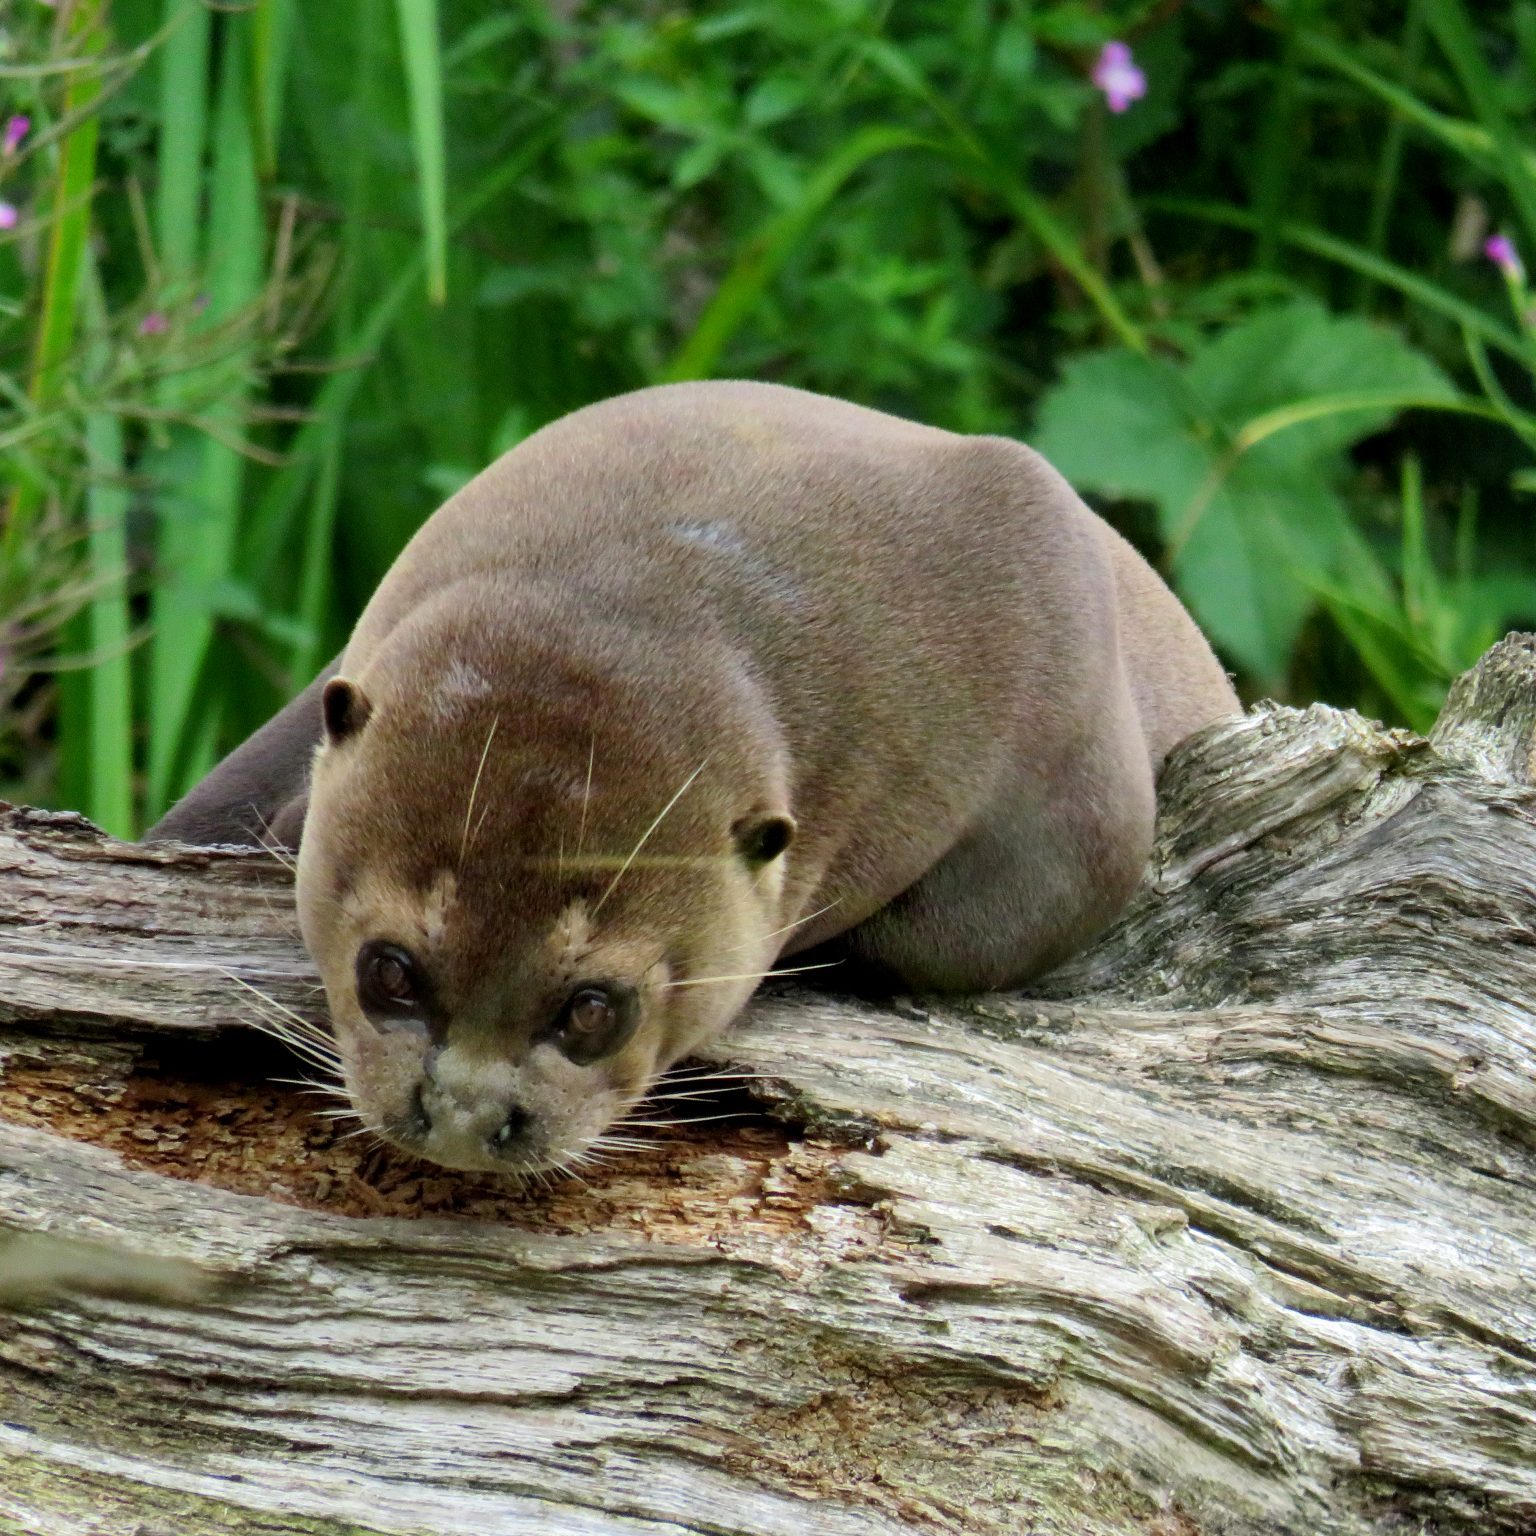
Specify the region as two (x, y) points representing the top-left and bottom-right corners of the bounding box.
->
(1186, 300), (1456, 463)
(1034, 301), (1462, 686)
(1033, 350), (1206, 507)
(744, 76), (807, 129)
(673, 138), (727, 190)
(615, 78), (701, 130)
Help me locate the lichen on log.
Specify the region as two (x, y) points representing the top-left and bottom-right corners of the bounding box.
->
(4, 638), (1536, 1535)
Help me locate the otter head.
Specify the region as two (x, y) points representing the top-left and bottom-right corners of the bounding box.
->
(294, 641), (796, 1177)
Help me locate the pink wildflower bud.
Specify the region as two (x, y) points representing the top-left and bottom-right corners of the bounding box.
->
(0, 202), (17, 231)
(2, 116), (29, 155)
(1485, 234), (1524, 281)
(1091, 41), (1147, 114)
(138, 311), (169, 336)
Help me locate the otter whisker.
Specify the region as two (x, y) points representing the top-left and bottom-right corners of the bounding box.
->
(313, 1112), (370, 1136)
(591, 759), (707, 917)
(255, 838), (296, 873)
(640, 1087), (754, 1104)
(597, 1131), (706, 1153)
(252, 1016), (337, 1057)
(663, 959), (842, 989)
(615, 1111), (748, 1129)
(271, 1043), (344, 1080)
(231, 997), (342, 1066)
(222, 970), (333, 1036)
(549, 1156), (592, 1189)
(713, 899), (845, 959)
(458, 714), (501, 871)
(575, 733), (596, 863)
(238, 1023), (343, 1080)
(273, 1079), (351, 1100)
(250, 809), (298, 873)
(652, 1064), (761, 1084)
(232, 1003), (343, 1076)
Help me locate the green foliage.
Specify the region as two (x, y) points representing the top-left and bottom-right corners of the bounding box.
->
(3, 0), (1536, 829)
(1035, 300), (1464, 687)
(1308, 457), (1533, 731)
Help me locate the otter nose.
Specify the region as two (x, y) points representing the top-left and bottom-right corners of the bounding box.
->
(414, 1045), (535, 1166)
(489, 1104), (530, 1152)
(416, 1062), (531, 1155)
(413, 1085), (528, 1153)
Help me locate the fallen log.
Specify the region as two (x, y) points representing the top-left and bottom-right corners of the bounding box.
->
(3, 637), (1536, 1536)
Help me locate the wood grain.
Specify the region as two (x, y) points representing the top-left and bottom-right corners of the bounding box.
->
(4, 638), (1536, 1535)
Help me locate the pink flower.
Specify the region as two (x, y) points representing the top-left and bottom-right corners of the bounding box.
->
(1091, 41), (1147, 114)
(2, 116), (28, 156)
(1486, 234), (1523, 281)
(138, 311), (169, 336)
(0, 202), (16, 230)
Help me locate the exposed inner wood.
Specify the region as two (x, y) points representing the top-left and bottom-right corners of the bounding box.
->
(0, 1032), (860, 1235)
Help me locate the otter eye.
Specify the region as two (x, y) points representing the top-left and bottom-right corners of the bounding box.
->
(357, 941), (424, 1016)
(567, 989), (614, 1036)
(553, 984), (637, 1065)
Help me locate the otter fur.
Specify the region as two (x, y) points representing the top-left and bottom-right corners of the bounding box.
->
(149, 381), (1238, 1174)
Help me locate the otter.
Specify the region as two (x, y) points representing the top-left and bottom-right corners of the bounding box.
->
(149, 381), (1238, 1175)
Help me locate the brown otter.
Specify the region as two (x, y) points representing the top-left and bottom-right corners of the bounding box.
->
(149, 381), (1237, 1175)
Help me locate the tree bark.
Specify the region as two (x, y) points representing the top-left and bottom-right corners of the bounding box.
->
(4, 638), (1536, 1536)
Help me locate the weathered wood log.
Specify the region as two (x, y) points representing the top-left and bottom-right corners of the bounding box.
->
(4, 637), (1536, 1536)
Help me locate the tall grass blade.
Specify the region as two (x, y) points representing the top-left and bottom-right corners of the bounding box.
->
(5, 0), (104, 559)
(1295, 26), (1505, 176)
(154, 0), (210, 286)
(1358, 5), (1424, 309)
(991, 179), (1148, 356)
(1422, 0), (1536, 244)
(250, 0), (294, 176)
(72, 260), (135, 836)
(1399, 454), (1432, 631)
(238, 127), (564, 593)
(81, 407), (135, 835)
(393, 0), (448, 304)
(147, 16), (265, 816)
(1252, 23), (1306, 271)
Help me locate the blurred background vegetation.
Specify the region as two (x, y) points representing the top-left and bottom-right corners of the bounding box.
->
(2, 0), (1534, 837)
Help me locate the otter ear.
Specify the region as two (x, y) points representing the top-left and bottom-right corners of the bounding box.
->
(321, 677), (372, 744)
(734, 812), (795, 866)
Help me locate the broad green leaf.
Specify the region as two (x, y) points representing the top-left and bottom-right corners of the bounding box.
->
(1187, 300), (1456, 463)
(1034, 302), (1462, 685)
(1033, 350), (1207, 508)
